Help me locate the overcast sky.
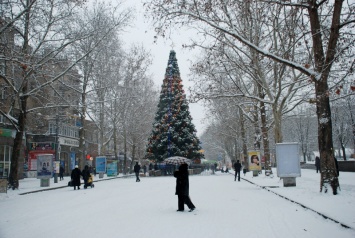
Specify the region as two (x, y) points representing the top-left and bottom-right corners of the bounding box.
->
(119, 0), (207, 136)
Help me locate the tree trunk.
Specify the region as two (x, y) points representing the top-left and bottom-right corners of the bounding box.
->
(9, 97), (27, 189)
(308, 0), (341, 195)
(341, 144), (346, 161)
(260, 99), (270, 171)
(99, 98), (105, 155)
(130, 143), (136, 174)
(239, 107), (248, 169)
(253, 104), (260, 150)
(273, 109), (283, 144)
(316, 80), (339, 194)
(123, 127), (127, 175)
(78, 91), (86, 169)
(8, 1), (31, 189)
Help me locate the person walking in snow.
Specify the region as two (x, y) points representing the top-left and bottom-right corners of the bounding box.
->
(134, 162), (141, 182)
(143, 164), (147, 175)
(71, 165), (82, 190)
(234, 160), (242, 181)
(315, 156), (321, 173)
(82, 165), (91, 188)
(59, 165), (64, 181)
(174, 163), (196, 212)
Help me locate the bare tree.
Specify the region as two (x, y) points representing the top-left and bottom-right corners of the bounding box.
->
(1, 0), (94, 189)
(331, 90), (355, 160)
(145, 0), (355, 194)
(72, 1), (133, 168)
(0, 0), (132, 189)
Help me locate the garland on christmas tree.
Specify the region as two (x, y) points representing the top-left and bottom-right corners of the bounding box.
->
(145, 50), (203, 162)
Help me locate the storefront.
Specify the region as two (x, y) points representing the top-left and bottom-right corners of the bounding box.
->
(0, 128), (15, 178)
(58, 136), (79, 175)
(27, 137), (79, 177)
(27, 142), (55, 178)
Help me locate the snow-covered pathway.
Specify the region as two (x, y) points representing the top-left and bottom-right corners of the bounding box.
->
(1, 170), (354, 238)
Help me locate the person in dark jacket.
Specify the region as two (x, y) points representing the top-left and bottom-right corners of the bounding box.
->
(82, 165), (91, 188)
(174, 163), (196, 212)
(59, 165), (65, 181)
(315, 156), (321, 173)
(233, 160), (242, 181)
(134, 162), (141, 182)
(71, 165), (82, 190)
(334, 158), (339, 176)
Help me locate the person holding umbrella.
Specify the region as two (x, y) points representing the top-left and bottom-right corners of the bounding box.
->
(174, 163), (196, 212)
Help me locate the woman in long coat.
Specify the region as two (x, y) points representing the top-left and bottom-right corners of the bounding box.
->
(71, 165), (82, 190)
(174, 163), (196, 212)
(82, 165), (91, 187)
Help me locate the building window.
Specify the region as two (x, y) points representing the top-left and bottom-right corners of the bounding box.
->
(49, 122), (56, 134)
(48, 122), (79, 138)
(1, 85), (7, 100)
(0, 60), (5, 75)
(0, 145), (12, 177)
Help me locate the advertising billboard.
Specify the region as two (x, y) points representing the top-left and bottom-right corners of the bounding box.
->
(96, 156), (107, 173)
(36, 154), (53, 179)
(248, 151), (261, 171)
(107, 160), (118, 177)
(276, 143), (301, 177)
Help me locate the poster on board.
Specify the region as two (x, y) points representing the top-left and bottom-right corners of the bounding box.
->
(276, 143), (301, 177)
(107, 160), (118, 177)
(36, 154), (53, 179)
(248, 151), (261, 171)
(96, 156), (107, 173)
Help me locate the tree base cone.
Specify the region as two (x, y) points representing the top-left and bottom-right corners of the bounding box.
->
(320, 172), (339, 195)
(330, 177), (339, 195)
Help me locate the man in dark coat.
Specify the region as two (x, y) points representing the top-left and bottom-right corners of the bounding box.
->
(134, 162), (141, 182)
(82, 165), (91, 188)
(174, 163), (196, 212)
(71, 165), (82, 190)
(59, 165), (64, 181)
(234, 160), (242, 181)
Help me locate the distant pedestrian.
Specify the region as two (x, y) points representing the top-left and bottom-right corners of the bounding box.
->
(59, 165), (64, 181)
(234, 160), (242, 181)
(174, 163), (196, 212)
(134, 162), (141, 182)
(82, 165), (91, 188)
(154, 163), (158, 170)
(93, 167), (96, 176)
(334, 158), (339, 176)
(315, 156), (320, 173)
(149, 163), (153, 171)
(143, 165), (147, 175)
(71, 165), (82, 190)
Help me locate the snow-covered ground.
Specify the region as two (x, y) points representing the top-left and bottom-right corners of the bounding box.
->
(1, 168), (354, 238)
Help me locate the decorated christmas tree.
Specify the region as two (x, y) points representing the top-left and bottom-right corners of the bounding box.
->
(145, 50), (203, 162)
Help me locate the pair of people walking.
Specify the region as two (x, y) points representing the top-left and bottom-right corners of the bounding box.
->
(70, 165), (92, 190)
(174, 163), (196, 212)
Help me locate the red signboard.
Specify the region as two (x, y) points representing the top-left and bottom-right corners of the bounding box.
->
(28, 150), (55, 171)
